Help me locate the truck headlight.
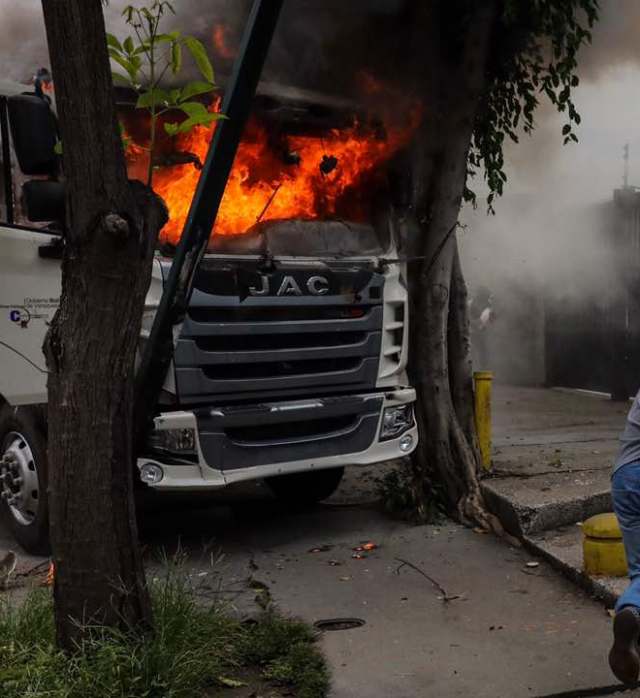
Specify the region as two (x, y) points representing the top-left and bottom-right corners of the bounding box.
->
(148, 427), (196, 454)
(380, 405), (414, 441)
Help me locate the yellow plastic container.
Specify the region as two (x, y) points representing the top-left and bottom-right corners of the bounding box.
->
(582, 513), (628, 577)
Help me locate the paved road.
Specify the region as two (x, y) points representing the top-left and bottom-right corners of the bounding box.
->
(0, 460), (632, 697)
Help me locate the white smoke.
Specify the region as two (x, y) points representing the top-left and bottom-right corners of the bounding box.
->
(459, 2), (640, 385)
(0, 0), (250, 84)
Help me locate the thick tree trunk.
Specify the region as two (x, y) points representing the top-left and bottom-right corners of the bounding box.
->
(448, 245), (477, 449)
(407, 0), (500, 527)
(41, 0), (167, 650)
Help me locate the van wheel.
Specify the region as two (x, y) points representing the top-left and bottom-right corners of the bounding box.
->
(0, 406), (50, 555)
(266, 467), (345, 506)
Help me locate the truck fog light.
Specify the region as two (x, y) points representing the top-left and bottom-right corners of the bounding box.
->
(399, 434), (414, 453)
(140, 463), (164, 485)
(148, 427), (196, 454)
(380, 404), (414, 441)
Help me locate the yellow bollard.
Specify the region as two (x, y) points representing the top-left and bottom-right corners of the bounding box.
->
(473, 371), (493, 471)
(583, 513), (628, 577)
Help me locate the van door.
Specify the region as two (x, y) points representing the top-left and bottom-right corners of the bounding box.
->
(0, 227), (61, 405)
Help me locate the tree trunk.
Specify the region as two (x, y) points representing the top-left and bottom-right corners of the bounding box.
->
(407, 0), (500, 528)
(41, 0), (167, 650)
(448, 245), (477, 449)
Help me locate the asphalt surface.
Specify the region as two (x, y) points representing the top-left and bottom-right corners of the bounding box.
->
(0, 385), (638, 697)
(0, 460), (634, 698)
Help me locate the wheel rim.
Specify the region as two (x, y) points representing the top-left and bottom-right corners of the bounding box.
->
(1, 431), (39, 526)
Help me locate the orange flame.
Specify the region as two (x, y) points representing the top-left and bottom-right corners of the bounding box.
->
(43, 561), (54, 587)
(212, 24), (234, 60)
(126, 101), (419, 245)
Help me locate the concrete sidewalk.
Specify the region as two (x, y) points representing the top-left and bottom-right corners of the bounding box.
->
(138, 493), (628, 698)
(482, 385), (626, 536)
(482, 385), (631, 605)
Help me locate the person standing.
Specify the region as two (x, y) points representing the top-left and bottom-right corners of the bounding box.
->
(469, 285), (495, 371)
(609, 389), (640, 683)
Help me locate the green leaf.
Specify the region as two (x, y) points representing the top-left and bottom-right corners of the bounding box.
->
(166, 112), (220, 137)
(179, 80), (216, 102)
(106, 33), (123, 53)
(155, 31), (181, 43)
(562, 124), (571, 136)
(164, 122), (180, 137)
(174, 116), (201, 134)
(183, 36), (214, 83)
(109, 50), (139, 82)
(111, 71), (133, 87)
(171, 41), (182, 75)
(133, 41), (152, 56)
(178, 101), (210, 119)
(136, 88), (170, 110)
(123, 36), (135, 55)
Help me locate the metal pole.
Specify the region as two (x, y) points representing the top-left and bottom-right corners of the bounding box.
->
(135, 0), (284, 444)
(473, 371), (493, 470)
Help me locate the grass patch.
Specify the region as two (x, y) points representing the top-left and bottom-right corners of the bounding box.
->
(242, 614), (329, 698)
(0, 572), (329, 697)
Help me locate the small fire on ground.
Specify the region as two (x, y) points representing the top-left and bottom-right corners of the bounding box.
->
(43, 561), (54, 586)
(124, 98), (420, 245)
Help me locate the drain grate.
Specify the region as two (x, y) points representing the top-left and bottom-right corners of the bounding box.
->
(314, 618), (366, 632)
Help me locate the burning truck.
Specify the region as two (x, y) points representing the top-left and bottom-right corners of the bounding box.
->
(0, 65), (417, 552)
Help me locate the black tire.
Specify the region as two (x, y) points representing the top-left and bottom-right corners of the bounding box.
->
(0, 406), (50, 555)
(266, 467), (345, 506)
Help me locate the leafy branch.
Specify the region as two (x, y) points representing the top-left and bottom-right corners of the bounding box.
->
(107, 1), (223, 186)
(466, 0), (599, 211)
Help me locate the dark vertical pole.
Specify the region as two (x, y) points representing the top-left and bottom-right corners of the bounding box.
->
(135, 0), (284, 444)
(0, 98), (15, 224)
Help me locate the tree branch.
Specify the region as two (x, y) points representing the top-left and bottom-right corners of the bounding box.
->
(394, 557), (461, 603)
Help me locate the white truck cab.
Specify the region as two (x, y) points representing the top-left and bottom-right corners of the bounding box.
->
(0, 81), (417, 553)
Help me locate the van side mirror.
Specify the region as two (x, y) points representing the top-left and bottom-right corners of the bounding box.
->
(7, 95), (58, 176)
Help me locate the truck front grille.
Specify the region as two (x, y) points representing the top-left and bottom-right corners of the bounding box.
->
(173, 262), (384, 404)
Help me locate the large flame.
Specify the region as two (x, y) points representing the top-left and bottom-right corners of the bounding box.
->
(126, 100), (418, 245)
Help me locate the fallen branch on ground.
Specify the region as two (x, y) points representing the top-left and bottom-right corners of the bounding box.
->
(394, 557), (461, 602)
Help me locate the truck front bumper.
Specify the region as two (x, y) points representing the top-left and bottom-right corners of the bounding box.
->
(137, 387), (417, 491)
